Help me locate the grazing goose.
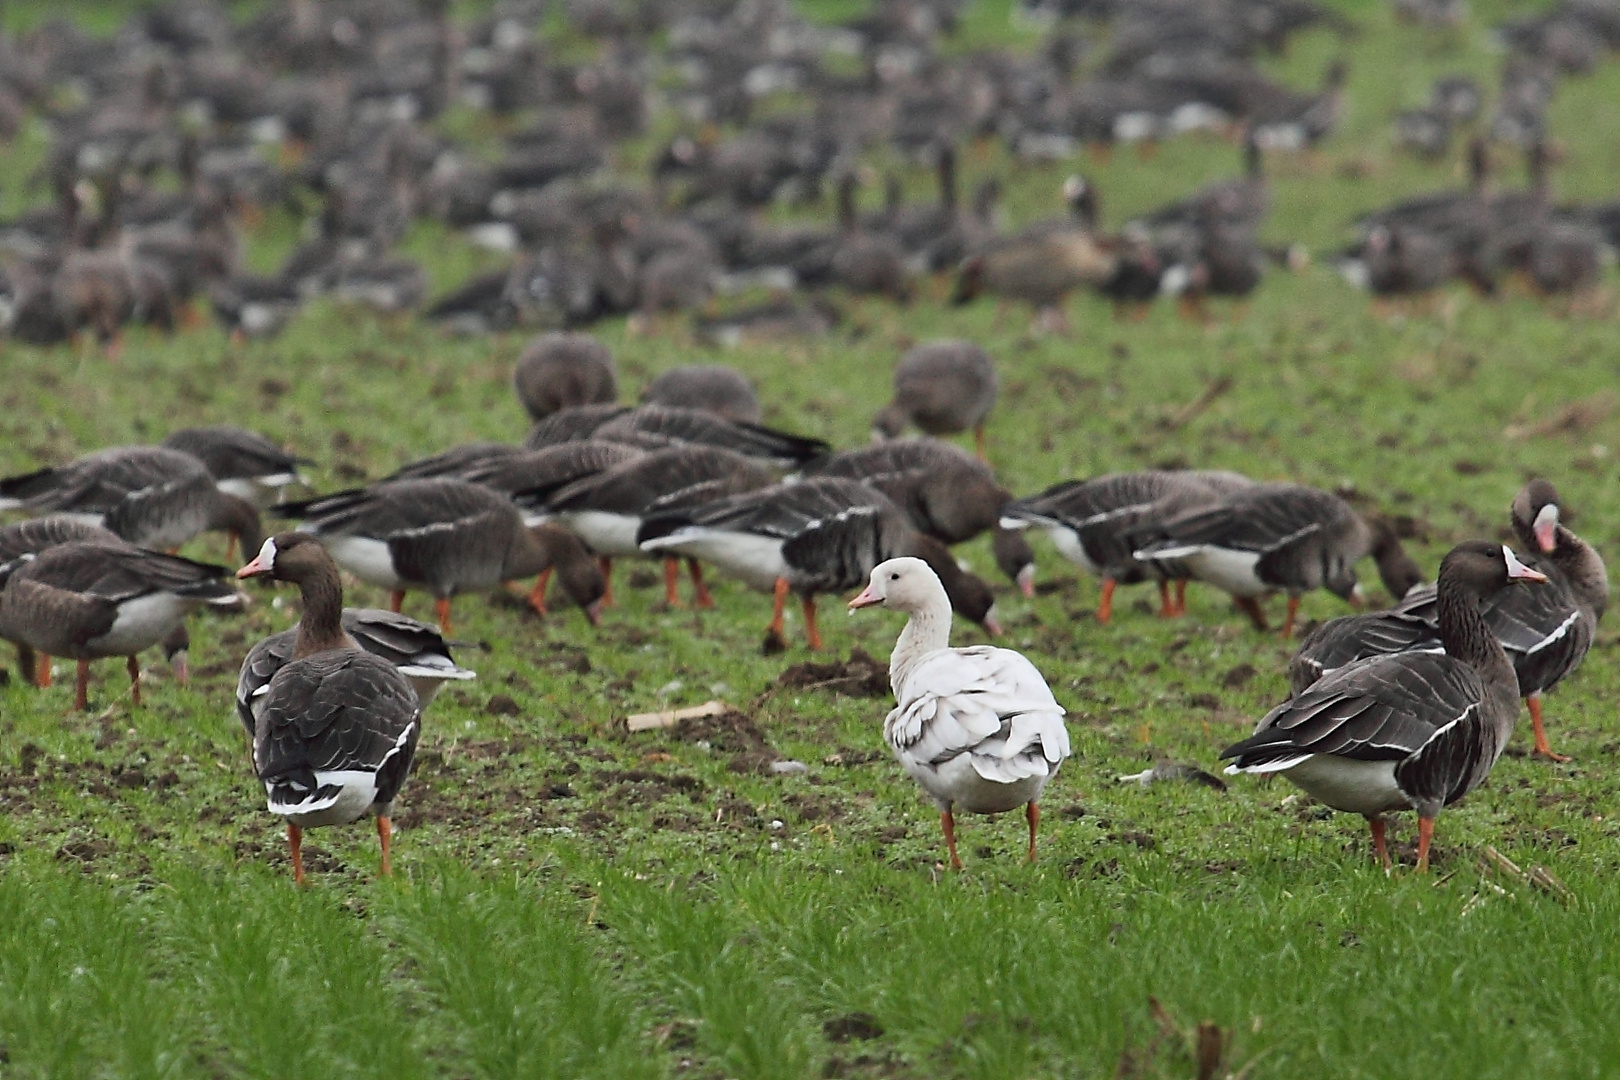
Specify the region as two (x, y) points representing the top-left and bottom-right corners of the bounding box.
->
(1291, 480), (1604, 762)
(871, 340), (998, 459)
(1223, 542), (1547, 871)
(397, 441), (648, 511)
(805, 440), (1033, 592)
(161, 426), (310, 509)
(511, 332), (619, 422)
(0, 446), (263, 555)
(544, 445), (775, 607)
(590, 405), (830, 467)
(236, 534), (421, 885)
(641, 365), (762, 424)
(849, 557), (1070, 869)
(829, 171), (913, 302)
(273, 479), (605, 633)
(523, 403), (633, 449)
(385, 443), (528, 483)
(1130, 483), (1415, 637)
(638, 477), (1001, 651)
(0, 516), (123, 687)
(0, 539), (238, 711)
(1000, 470), (1255, 623)
(237, 607), (475, 732)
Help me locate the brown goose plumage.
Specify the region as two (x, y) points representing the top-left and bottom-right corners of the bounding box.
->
(870, 341), (998, 458)
(511, 332), (619, 422)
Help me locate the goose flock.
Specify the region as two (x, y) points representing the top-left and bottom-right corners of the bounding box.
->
(1, 320), (1608, 879)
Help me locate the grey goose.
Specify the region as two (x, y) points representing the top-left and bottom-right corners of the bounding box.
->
(160, 426), (310, 509)
(0, 515), (122, 687)
(272, 478), (605, 633)
(637, 477), (1001, 652)
(1223, 541), (1547, 871)
(511, 332), (619, 422)
(236, 534), (422, 886)
(870, 340), (998, 459)
(640, 365), (762, 424)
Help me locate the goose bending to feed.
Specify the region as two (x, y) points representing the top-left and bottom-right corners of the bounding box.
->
(1000, 470), (1255, 623)
(511, 332), (619, 422)
(0, 539), (239, 710)
(0, 516), (122, 686)
(641, 365), (762, 423)
(1130, 483), (1415, 637)
(0, 446), (263, 555)
(543, 445), (774, 607)
(236, 534), (421, 885)
(638, 477), (1001, 652)
(1291, 480), (1604, 762)
(384, 443), (528, 483)
(849, 557), (1070, 869)
(273, 479), (605, 633)
(238, 607), (475, 731)
(871, 341), (998, 459)
(161, 426), (310, 509)
(591, 405), (831, 467)
(523, 404), (632, 449)
(1223, 542), (1546, 871)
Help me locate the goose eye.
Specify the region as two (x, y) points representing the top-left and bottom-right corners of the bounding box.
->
(889, 573), (899, 580)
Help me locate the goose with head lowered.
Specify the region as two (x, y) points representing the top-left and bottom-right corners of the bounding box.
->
(1292, 479), (1604, 762)
(638, 477), (1001, 652)
(237, 607), (476, 733)
(511, 331), (619, 422)
(160, 426), (311, 510)
(236, 534), (421, 886)
(849, 557), (1070, 870)
(0, 515), (122, 687)
(870, 340), (998, 459)
(0, 445), (263, 556)
(1223, 542), (1546, 871)
(1130, 483), (1416, 637)
(273, 478), (604, 634)
(0, 538), (239, 711)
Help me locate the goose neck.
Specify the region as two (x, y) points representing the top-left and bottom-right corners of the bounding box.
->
(1434, 576), (1517, 704)
(292, 563), (350, 659)
(890, 601), (952, 689)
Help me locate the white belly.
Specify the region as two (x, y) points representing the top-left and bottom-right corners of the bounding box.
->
(1043, 525), (1099, 576)
(1184, 547), (1266, 597)
(643, 528), (786, 592)
(557, 511), (642, 557)
(900, 751), (1053, 815)
(272, 770), (381, 828)
(1282, 755), (1409, 817)
(321, 536), (402, 588)
(91, 593), (191, 655)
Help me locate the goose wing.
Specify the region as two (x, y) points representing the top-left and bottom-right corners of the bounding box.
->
(237, 629), (296, 737)
(594, 405), (829, 465)
(1289, 609), (1442, 694)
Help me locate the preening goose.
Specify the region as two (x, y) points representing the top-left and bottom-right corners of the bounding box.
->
(849, 557), (1070, 869)
(0, 539), (239, 710)
(274, 478), (605, 633)
(870, 340), (998, 459)
(638, 477), (1001, 651)
(1291, 480), (1604, 762)
(238, 607), (475, 732)
(1223, 542), (1546, 871)
(0, 446), (263, 555)
(160, 426), (310, 508)
(1000, 470), (1254, 622)
(0, 515), (122, 686)
(511, 332), (619, 422)
(237, 534), (421, 885)
(1130, 483), (1414, 637)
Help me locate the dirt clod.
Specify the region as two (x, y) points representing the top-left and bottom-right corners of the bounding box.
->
(484, 694), (521, 716)
(779, 648), (889, 697)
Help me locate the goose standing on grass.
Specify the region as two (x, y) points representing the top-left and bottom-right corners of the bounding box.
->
(273, 478), (605, 633)
(0, 516), (122, 687)
(0, 446), (263, 555)
(849, 557), (1070, 869)
(871, 340), (998, 459)
(511, 332), (619, 422)
(1223, 542), (1546, 871)
(0, 539), (239, 711)
(237, 607), (475, 732)
(236, 534), (421, 886)
(161, 426), (310, 509)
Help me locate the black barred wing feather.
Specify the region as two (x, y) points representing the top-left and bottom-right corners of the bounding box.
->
(1393, 704), (1490, 817)
(1138, 485), (1349, 557)
(1289, 610), (1442, 694)
(780, 505), (905, 593)
(386, 506), (514, 587)
(237, 629), (296, 736)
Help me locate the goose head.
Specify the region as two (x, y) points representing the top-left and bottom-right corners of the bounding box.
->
(1510, 478), (1561, 555)
(237, 531), (333, 584)
(849, 555), (941, 614)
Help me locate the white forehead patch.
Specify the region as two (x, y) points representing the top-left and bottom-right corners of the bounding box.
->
(1502, 545), (1530, 575)
(254, 537), (278, 569)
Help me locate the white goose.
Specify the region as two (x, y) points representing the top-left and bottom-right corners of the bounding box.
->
(849, 557), (1070, 869)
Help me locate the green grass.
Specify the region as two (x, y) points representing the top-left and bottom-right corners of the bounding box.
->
(5, 0), (1620, 1075)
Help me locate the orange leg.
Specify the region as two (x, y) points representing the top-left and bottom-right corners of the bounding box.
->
(1527, 695), (1570, 762)
(376, 815), (393, 877)
(663, 557), (682, 607)
(225, 533), (238, 563)
(1096, 577), (1116, 624)
(127, 655), (142, 707)
(1368, 816), (1391, 869)
(767, 578), (790, 643)
(434, 597), (453, 636)
(289, 823), (306, 886)
(941, 809), (963, 870)
(1026, 802), (1040, 863)
(687, 558), (714, 609)
(802, 594), (822, 651)
(598, 557), (615, 608)
(388, 590), (405, 614)
(1235, 596), (1268, 630)
(973, 425), (988, 461)
(36, 652), (52, 689)
(1281, 595), (1300, 640)
(1157, 581), (1175, 617)
(1415, 816), (1435, 873)
(1173, 579), (1188, 616)
(75, 660), (91, 712)
(528, 568), (552, 616)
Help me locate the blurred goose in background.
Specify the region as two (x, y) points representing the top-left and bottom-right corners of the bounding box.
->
(1224, 542), (1546, 871)
(849, 556), (1069, 869)
(0, 516), (123, 687)
(161, 426), (310, 510)
(641, 365), (762, 423)
(511, 332), (619, 422)
(871, 340), (998, 459)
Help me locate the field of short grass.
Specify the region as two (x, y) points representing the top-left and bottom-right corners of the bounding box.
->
(5, 1), (1620, 1077)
